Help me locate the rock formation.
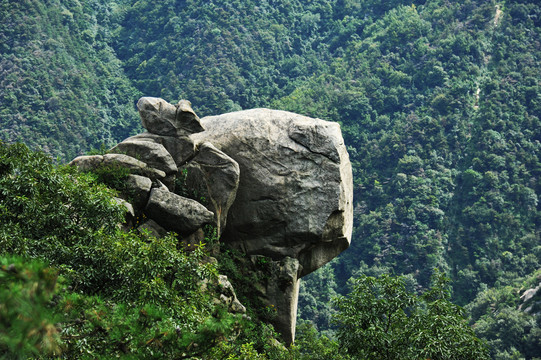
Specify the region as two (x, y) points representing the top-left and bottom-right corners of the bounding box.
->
(192, 108), (353, 343)
(69, 97), (353, 345)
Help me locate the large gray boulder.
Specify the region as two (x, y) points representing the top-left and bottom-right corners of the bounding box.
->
(182, 142), (240, 236)
(145, 187), (215, 236)
(137, 97), (204, 136)
(192, 108), (353, 277)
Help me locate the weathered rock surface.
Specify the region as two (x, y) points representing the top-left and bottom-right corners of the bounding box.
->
(129, 132), (196, 166)
(217, 275), (246, 314)
(69, 154), (167, 181)
(183, 142), (240, 236)
(70, 100), (353, 346)
(68, 154), (104, 172)
(192, 108), (353, 277)
(191, 108), (353, 344)
(251, 256), (300, 345)
(137, 218), (168, 238)
(137, 97), (204, 136)
(145, 187), (214, 235)
(176, 99), (204, 135)
(519, 282), (541, 314)
(124, 174), (152, 210)
(110, 140), (178, 176)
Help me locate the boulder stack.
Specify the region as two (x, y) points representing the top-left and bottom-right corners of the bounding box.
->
(70, 98), (240, 241)
(69, 98), (353, 345)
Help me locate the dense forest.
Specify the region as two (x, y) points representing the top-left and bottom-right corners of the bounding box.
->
(1, 0), (540, 358)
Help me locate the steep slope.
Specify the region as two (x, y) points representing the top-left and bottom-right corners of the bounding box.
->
(272, 0), (540, 295)
(113, 0), (338, 116)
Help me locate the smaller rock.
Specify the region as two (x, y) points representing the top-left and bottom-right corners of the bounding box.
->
(248, 255), (300, 345)
(182, 228), (206, 251)
(218, 275), (246, 314)
(152, 180), (170, 191)
(183, 142), (240, 235)
(231, 298), (246, 314)
(113, 197), (136, 230)
(69, 155), (104, 171)
(137, 218), (169, 238)
(102, 154), (166, 180)
(110, 140), (178, 176)
(69, 154), (166, 183)
(129, 132), (196, 166)
(175, 100), (205, 135)
(123, 174), (152, 211)
(519, 282), (541, 314)
(145, 187), (214, 235)
(137, 97), (204, 136)
(137, 97), (178, 136)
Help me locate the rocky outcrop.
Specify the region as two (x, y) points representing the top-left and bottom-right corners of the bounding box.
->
(129, 132), (196, 166)
(69, 97), (353, 345)
(109, 140), (178, 176)
(69, 153), (167, 181)
(69, 97), (220, 240)
(519, 282), (541, 314)
(191, 108), (353, 343)
(192, 108), (354, 277)
(250, 256), (301, 345)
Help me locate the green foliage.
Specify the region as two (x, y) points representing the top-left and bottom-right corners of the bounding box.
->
(291, 323), (349, 360)
(85, 162), (133, 196)
(0, 256), (63, 357)
(333, 271), (490, 360)
(0, 142), (290, 358)
(466, 269), (541, 360)
(0, 0), (142, 160)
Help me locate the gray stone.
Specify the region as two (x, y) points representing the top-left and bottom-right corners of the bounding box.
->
(218, 275), (246, 314)
(68, 155), (103, 171)
(250, 256), (300, 345)
(137, 218), (169, 238)
(137, 97), (178, 136)
(124, 174), (152, 211)
(519, 282), (541, 314)
(175, 99), (205, 135)
(192, 108), (353, 277)
(129, 132), (196, 166)
(137, 97), (204, 136)
(113, 197), (136, 230)
(145, 187), (214, 235)
(181, 228), (205, 251)
(69, 154), (166, 181)
(110, 140), (178, 176)
(183, 142), (240, 236)
(102, 154), (167, 180)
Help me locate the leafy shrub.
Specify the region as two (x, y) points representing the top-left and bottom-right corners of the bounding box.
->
(333, 271), (490, 360)
(0, 256), (64, 358)
(0, 142), (278, 358)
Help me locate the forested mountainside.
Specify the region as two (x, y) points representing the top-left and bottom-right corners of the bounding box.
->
(1, 0), (540, 358)
(0, 0), (141, 160)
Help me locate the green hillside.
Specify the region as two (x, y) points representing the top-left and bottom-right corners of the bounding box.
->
(1, 0), (540, 358)
(0, 0), (141, 160)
